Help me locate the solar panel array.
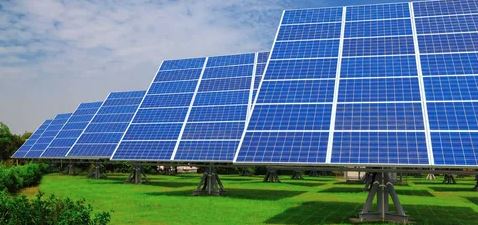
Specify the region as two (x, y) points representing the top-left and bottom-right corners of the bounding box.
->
(24, 113), (72, 158)
(13, 0), (478, 168)
(235, 0), (478, 167)
(67, 91), (146, 159)
(173, 53), (256, 161)
(414, 0), (478, 166)
(12, 119), (52, 158)
(41, 102), (103, 158)
(112, 53), (265, 161)
(112, 58), (206, 161)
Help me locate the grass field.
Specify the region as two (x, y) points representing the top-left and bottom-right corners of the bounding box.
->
(24, 173), (478, 225)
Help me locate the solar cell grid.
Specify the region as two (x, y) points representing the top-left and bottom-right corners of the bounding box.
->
(112, 58), (207, 161)
(413, 0), (478, 166)
(413, 0), (478, 18)
(12, 119), (52, 158)
(67, 91), (145, 159)
(24, 113), (72, 158)
(277, 22), (341, 41)
(272, 39), (340, 59)
(171, 53), (258, 162)
(345, 18), (412, 38)
(415, 14), (478, 34)
(41, 102), (102, 158)
(346, 2), (410, 21)
(282, 7), (342, 24)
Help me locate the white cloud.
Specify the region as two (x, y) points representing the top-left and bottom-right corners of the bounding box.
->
(0, 0), (285, 133)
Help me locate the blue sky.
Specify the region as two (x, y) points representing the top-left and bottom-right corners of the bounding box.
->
(0, 0), (405, 134)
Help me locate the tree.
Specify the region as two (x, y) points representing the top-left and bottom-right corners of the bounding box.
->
(0, 123), (30, 161)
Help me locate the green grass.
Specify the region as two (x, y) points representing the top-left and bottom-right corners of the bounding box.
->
(25, 173), (478, 225)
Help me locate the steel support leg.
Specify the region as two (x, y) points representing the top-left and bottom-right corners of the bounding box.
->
(442, 174), (456, 184)
(426, 173), (436, 180)
(67, 161), (76, 175)
(127, 164), (148, 184)
(89, 161), (105, 179)
(308, 169), (319, 177)
(264, 168), (280, 183)
(291, 170), (304, 180)
(354, 172), (408, 224)
(474, 175), (478, 191)
(193, 164), (225, 196)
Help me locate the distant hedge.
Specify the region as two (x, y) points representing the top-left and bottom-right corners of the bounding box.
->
(0, 163), (48, 193)
(0, 191), (110, 225)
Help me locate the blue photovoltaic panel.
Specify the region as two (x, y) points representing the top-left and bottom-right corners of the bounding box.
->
(428, 102), (478, 130)
(258, 80), (335, 103)
(416, 14), (478, 34)
(112, 57), (205, 161)
(236, 7), (343, 164)
(331, 132), (428, 164)
(41, 101), (102, 158)
(240, 132), (329, 163)
(424, 76), (478, 101)
(24, 113), (72, 158)
(413, 0), (478, 17)
(346, 2), (410, 21)
(277, 23), (341, 41)
(418, 33), (478, 54)
(341, 56), (417, 78)
(338, 78), (421, 102)
(345, 19), (412, 38)
(266, 59), (338, 79)
(281, 7), (342, 24)
(335, 2), (429, 165)
(12, 119), (52, 158)
(67, 91), (145, 159)
(236, 2), (434, 166)
(415, 0), (478, 166)
(421, 53), (478, 76)
(174, 53), (256, 161)
(432, 132), (478, 166)
(253, 52), (269, 101)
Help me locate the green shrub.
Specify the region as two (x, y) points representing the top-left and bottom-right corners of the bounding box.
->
(0, 191), (110, 225)
(0, 163), (48, 193)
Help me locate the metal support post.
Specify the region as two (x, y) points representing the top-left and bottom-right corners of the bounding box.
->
(291, 170), (304, 180)
(442, 174), (456, 184)
(309, 169), (319, 177)
(127, 163), (148, 184)
(352, 172), (408, 224)
(193, 164), (225, 196)
(264, 168), (280, 183)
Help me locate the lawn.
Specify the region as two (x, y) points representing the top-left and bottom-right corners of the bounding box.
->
(24, 173), (478, 225)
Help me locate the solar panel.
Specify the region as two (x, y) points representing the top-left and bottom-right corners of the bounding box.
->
(12, 119), (53, 158)
(111, 52), (269, 161)
(173, 53), (256, 161)
(111, 59), (205, 161)
(66, 91), (145, 159)
(40, 102), (103, 158)
(414, 0), (478, 166)
(235, 0), (478, 167)
(23, 113), (72, 158)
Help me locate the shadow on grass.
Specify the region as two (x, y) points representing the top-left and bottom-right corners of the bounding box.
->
(283, 181), (325, 187)
(466, 197), (478, 206)
(266, 201), (478, 225)
(320, 187), (433, 196)
(412, 181), (445, 185)
(220, 177), (259, 182)
(429, 186), (475, 192)
(265, 201), (360, 224)
(145, 188), (305, 201)
(92, 176), (196, 188)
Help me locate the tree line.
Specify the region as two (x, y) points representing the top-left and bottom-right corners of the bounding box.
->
(0, 122), (30, 161)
